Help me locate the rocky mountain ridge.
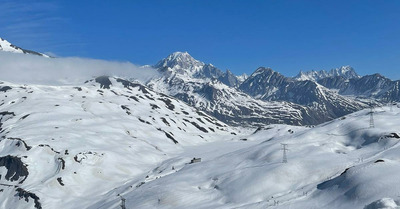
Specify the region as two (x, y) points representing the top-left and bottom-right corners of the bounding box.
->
(149, 52), (377, 127)
(0, 37), (49, 57)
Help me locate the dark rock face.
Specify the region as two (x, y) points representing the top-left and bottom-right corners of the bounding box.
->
(0, 86), (12, 92)
(15, 188), (42, 209)
(116, 78), (150, 93)
(95, 76), (112, 89)
(317, 74), (400, 102)
(218, 70), (240, 87)
(239, 67), (290, 98)
(0, 111), (15, 132)
(0, 155), (29, 184)
(194, 64), (224, 79)
(317, 76), (349, 90)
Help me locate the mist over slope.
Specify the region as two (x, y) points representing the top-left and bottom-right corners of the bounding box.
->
(0, 52), (160, 85)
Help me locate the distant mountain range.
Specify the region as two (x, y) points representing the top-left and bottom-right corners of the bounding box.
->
(148, 51), (399, 127)
(0, 38), (398, 127)
(294, 66), (360, 81)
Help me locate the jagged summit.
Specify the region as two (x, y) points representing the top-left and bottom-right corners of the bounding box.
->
(295, 65), (360, 81)
(331, 65), (359, 78)
(249, 67), (275, 77)
(245, 67), (289, 85)
(155, 51), (204, 71)
(154, 51), (226, 80)
(0, 37), (49, 57)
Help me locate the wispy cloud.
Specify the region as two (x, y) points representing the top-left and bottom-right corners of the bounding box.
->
(0, 1), (60, 32)
(0, 52), (160, 85)
(0, 0), (76, 54)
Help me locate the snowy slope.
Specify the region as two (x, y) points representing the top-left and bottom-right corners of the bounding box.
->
(0, 38), (49, 57)
(91, 105), (400, 209)
(0, 77), (238, 209)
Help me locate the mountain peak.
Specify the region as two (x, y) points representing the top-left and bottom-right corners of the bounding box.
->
(330, 66), (359, 78)
(155, 51), (204, 71)
(170, 51), (191, 59)
(250, 67), (276, 77)
(0, 37), (49, 57)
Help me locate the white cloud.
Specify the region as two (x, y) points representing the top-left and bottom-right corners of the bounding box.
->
(0, 52), (160, 85)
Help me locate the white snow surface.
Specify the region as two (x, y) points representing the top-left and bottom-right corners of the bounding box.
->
(0, 78), (239, 209)
(1, 75), (400, 209)
(89, 106), (400, 209)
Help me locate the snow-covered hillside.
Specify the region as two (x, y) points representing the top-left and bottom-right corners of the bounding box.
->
(0, 38), (49, 57)
(0, 77), (238, 209)
(89, 104), (400, 209)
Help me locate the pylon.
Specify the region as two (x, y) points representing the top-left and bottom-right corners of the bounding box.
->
(369, 106), (374, 128)
(120, 197), (126, 209)
(281, 143), (288, 163)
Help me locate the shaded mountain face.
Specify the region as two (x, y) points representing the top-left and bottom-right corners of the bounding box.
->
(295, 66), (400, 103)
(0, 38), (49, 57)
(239, 67), (291, 99)
(317, 74), (400, 102)
(217, 70), (241, 87)
(239, 67), (367, 124)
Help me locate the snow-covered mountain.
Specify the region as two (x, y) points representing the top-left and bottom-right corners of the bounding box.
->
(318, 73), (400, 102)
(239, 67), (368, 123)
(0, 38), (49, 57)
(149, 53), (370, 126)
(292, 65), (400, 103)
(155, 52), (241, 87)
(149, 52), (312, 126)
(0, 77), (237, 209)
(294, 66), (360, 81)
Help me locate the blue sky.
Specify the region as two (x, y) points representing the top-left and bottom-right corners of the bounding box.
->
(1, 0), (400, 78)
